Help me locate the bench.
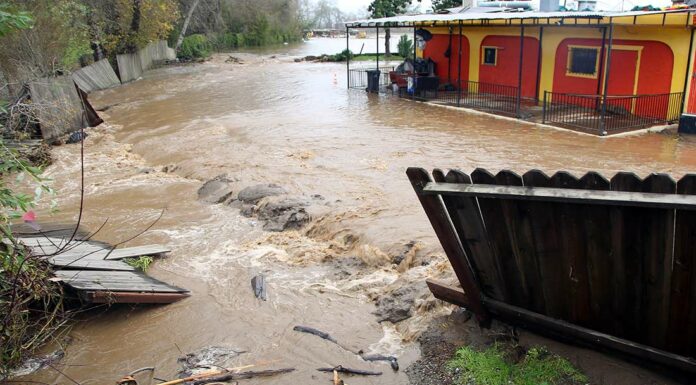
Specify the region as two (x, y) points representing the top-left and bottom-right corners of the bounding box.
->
(407, 167), (696, 373)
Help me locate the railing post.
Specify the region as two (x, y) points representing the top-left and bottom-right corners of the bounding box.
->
(346, 26), (350, 89)
(516, 23), (525, 118)
(542, 91), (548, 124)
(457, 20), (463, 107)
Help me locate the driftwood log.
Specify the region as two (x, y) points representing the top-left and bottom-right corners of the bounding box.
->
(192, 368), (295, 385)
(317, 366), (382, 376)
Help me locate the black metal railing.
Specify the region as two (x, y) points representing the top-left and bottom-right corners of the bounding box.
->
(542, 91), (683, 134)
(348, 67), (394, 90)
(390, 77), (520, 116)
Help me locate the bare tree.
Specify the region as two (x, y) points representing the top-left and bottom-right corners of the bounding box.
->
(175, 0), (202, 51)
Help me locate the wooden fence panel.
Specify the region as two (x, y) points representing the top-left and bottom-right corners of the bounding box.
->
(521, 170), (567, 320)
(640, 174), (676, 350)
(432, 169), (507, 301)
(668, 174), (696, 356)
(471, 169), (528, 308)
(608, 172), (645, 341)
(548, 172), (592, 326)
(577, 172), (613, 331)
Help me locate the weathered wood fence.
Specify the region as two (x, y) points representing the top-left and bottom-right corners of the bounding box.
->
(117, 40), (176, 83)
(408, 167), (696, 373)
(72, 59), (121, 93)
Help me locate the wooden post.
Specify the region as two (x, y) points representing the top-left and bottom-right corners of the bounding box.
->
(534, 26), (543, 103)
(376, 25), (380, 70)
(406, 167), (490, 325)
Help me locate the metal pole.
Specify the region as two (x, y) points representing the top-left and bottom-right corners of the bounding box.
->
(596, 26), (608, 98)
(680, 28), (695, 114)
(376, 26), (380, 70)
(346, 26), (350, 89)
(517, 23), (525, 117)
(447, 26), (452, 83)
(534, 26), (544, 103)
(457, 21), (463, 106)
(600, 21), (614, 135)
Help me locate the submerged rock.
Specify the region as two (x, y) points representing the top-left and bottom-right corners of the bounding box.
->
(10, 350), (64, 377)
(177, 346), (245, 377)
(257, 196), (311, 232)
(373, 281), (428, 323)
(197, 174), (235, 204)
(66, 130), (88, 144)
(237, 184), (287, 204)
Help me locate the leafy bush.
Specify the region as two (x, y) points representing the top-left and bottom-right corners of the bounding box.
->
(124, 256), (154, 271)
(397, 34), (413, 59)
(178, 34), (210, 60)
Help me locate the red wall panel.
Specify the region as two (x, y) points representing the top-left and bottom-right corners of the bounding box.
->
(423, 33), (469, 85)
(478, 35), (540, 98)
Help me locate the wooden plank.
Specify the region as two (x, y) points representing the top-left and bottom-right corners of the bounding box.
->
(639, 174), (676, 350)
(47, 257), (135, 271)
(54, 270), (188, 293)
(578, 172), (614, 331)
(421, 182), (696, 210)
(668, 174), (696, 356)
(521, 170), (566, 320)
(425, 279), (696, 374)
(609, 172), (646, 342)
(550, 172), (591, 326)
(426, 279), (469, 307)
(495, 170), (546, 312)
(471, 168), (527, 308)
(82, 291), (189, 304)
(432, 169), (507, 301)
(100, 245), (170, 260)
(406, 167), (490, 324)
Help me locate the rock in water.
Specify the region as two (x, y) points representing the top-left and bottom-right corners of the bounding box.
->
(258, 197), (311, 232)
(237, 184), (287, 204)
(197, 174), (235, 204)
(10, 350), (64, 377)
(66, 131), (87, 144)
(177, 346), (245, 377)
(372, 281), (428, 323)
(251, 274), (267, 301)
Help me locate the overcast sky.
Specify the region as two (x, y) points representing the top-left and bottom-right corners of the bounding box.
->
(334, 0), (672, 14)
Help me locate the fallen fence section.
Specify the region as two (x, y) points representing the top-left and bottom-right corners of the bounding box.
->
(408, 167), (696, 373)
(28, 77), (103, 141)
(72, 59), (121, 93)
(19, 236), (188, 304)
(117, 40), (176, 83)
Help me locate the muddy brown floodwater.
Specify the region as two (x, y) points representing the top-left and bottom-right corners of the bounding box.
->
(23, 39), (696, 385)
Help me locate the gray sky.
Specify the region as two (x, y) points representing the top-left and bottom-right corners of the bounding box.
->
(334, 0), (672, 13)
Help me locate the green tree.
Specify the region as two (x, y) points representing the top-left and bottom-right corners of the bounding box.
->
(367, 0), (421, 56)
(397, 34), (412, 58)
(432, 0), (462, 12)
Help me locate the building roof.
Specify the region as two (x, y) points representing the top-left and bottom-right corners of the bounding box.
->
(345, 9), (694, 28)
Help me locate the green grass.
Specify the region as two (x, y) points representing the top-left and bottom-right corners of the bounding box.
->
(352, 53), (405, 62)
(124, 256), (154, 271)
(448, 345), (588, 385)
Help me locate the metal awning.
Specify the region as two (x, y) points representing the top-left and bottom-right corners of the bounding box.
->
(345, 9), (694, 28)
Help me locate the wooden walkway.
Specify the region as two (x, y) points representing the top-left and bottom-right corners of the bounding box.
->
(20, 236), (189, 304)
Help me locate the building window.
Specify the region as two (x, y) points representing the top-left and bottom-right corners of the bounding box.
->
(482, 47), (497, 66)
(568, 47), (599, 77)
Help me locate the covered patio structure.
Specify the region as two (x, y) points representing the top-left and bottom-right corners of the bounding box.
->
(345, 9), (695, 136)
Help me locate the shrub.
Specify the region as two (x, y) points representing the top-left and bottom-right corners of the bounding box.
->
(178, 34), (210, 60)
(397, 35), (413, 59)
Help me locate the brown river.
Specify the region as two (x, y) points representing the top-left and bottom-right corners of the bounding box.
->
(23, 38), (696, 385)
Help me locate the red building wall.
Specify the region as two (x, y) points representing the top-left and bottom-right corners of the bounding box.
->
(552, 38), (674, 96)
(423, 33), (469, 85)
(478, 35), (540, 98)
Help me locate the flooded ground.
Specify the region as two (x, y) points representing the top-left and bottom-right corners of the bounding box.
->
(23, 38), (696, 384)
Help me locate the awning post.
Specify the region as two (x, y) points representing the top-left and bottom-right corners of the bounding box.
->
(600, 22), (614, 135)
(376, 26), (380, 70)
(516, 23), (525, 117)
(457, 20), (463, 107)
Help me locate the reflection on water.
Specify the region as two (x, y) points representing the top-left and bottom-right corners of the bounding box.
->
(24, 40), (696, 385)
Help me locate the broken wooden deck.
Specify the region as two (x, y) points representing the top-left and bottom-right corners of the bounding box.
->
(20, 236), (188, 304)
